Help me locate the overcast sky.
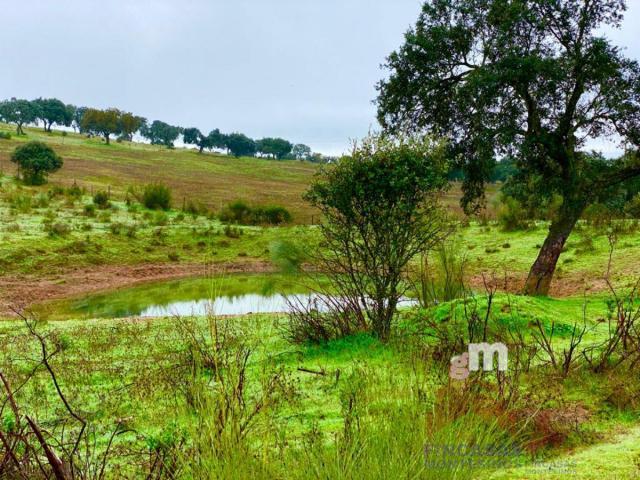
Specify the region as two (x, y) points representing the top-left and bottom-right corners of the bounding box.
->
(1, 1), (639, 156)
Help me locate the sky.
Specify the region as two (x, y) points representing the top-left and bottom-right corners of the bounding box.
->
(1, 0), (639, 156)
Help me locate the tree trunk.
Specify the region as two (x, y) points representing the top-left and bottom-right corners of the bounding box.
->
(104, 134), (110, 145)
(524, 203), (585, 296)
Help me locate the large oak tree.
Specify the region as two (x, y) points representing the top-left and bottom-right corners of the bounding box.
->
(377, 0), (640, 295)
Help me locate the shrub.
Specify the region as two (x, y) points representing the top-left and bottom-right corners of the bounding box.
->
(0, 131), (11, 140)
(125, 224), (138, 238)
(153, 211), (169, 226)
(93, 191), (111, 209)
(223, 225), (242, 238)
(33, 193), (49, 208)
(65, 183), (83, 199)
(109, 222), (123, 235)
(83, 204), (96, 217)
(168, 251), (180, 261)
(497, 196), (532, 231)
(8, 193), (32, 213)
(252, 205), (292, 225)
(219, 200), (292, 225)
(411, 240), (467, 308)
(625, 194), (640, 219)
(143, 183), (171, 210)
(10, 141), (63, 185)
(46, 222), (71, 237)
(583, 203), (612, 230)
(219, 200), (251, 223)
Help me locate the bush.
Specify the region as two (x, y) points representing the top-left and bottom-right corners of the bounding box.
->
(93, 191), (111, 209)
(625, 194), (640, 219)
(252, 205), (292, 225)
(7, 193), (32, 214)
(497, 196), (532, 231)
(224, 224), (242, 238)
(219, 200), (251, 223)
(153, 211), (169, 226)
(219, 200), (292, 225)
(143, 184), (171, 210)
(83, 204), (96, 217)
(10, 141), (63, 185)
(109, 222), (123, 235)
(46, 222), (71, 237)
(0, 131), (12, 140)
(65, 183), (83, 199)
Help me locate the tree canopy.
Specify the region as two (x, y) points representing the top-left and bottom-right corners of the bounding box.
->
(256, 137), (293, 159)
(33, 98), (73, 132)
(11, 141), (63, 185)
(0, 99), (39, 135)
(81, 108), (122, 144)
(225, 133), (257, 157)
(140, 120), (182, 148)
(305, 134), (449, 340)
(377, 0), (640, 295)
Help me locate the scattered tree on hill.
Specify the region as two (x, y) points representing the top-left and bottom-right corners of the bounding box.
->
(141, 120), (182, 148)
(256, 137), (293, 159)
(305, 134), (449, 340)
(291, 143), (312, 161)
(0, 99), (39, 135)
(377, 0), (640, 296)
(207, 128), (227, 151)
(118, 112), (144, 141)
(183, 127), (211, 153)
(11, 141), (63, 185)
(33, 98), (72, 132)
(72, 106), (87, 133)
(81, 108), (121, 144)
(225, 133), (257, 157)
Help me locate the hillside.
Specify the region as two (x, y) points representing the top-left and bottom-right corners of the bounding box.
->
(0, 124), (319, 222)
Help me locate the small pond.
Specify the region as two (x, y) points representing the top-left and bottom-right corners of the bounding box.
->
(33, 274), (417, 320)
(35, 274), (320, 320)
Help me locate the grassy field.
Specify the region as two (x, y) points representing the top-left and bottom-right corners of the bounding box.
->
(0, 124), (320, 222)
(0, 125), (639, 478)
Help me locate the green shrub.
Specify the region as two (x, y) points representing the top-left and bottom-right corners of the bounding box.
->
(219, 200), (292, 225)
(46, 222), (71, 237)
(34, 193), (49, 208)
(497, 196), (532, 231)
(11, 141), (63, 185)
(224, 225), (242, 238)
(110, 222), (123, 235)
(583, 203), (612, 230)
(93, 191), (111, 209)
(125, 224), (138, 238)
(153, 211), (169, 226)
(252, 205), (292, 225)
(143, 184), (171, 210)
(7, 192), (32, 214)
(83, 204), (96, 217)
(219, 200), (251, 223)
(65, 183), (83, 199)
(625, 194), (640, 219)
(0, 131), (12, 140)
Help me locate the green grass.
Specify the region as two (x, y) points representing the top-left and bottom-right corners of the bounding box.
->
(0, 123), (319, 221)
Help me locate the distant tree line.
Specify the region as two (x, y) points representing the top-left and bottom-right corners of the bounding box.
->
(0, 97), (331, 162)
